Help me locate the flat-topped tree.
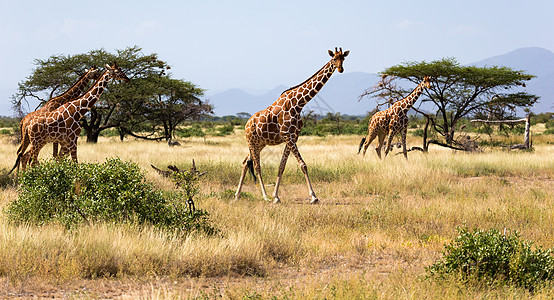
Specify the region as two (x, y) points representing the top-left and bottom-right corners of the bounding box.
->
(360, 58), (538, 146)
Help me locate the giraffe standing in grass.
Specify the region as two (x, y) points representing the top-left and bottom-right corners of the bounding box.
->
(358, 76), (430, 159)
(235, 48), (349, 204)
(9, 67), (101, 174)
(17, 63), (130, 170)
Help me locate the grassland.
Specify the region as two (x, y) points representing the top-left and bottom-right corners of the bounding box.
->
(0, 131), (553, 299)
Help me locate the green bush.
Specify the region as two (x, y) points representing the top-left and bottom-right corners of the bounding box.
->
(5, 158), (216, 235)
(427, 227), (554, 291)
(177, 124), (205, 138)
(215, 124), (235, 136)
(543, 128), (554, 135)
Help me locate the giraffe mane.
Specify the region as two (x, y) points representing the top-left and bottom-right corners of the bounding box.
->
(279, 61), (330, 97)
(50, 68), (93, 100)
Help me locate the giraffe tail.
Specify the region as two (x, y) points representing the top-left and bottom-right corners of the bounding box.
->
(246, 159), (256, 183)
(9, 128), (31, 175)
(8, 153), (21, 175)
(357, 137), (367, 154)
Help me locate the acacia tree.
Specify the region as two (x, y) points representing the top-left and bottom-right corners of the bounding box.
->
(120, 75), (212, 141)
(360, 58), (538, 146)
(12, 46), (210, 142)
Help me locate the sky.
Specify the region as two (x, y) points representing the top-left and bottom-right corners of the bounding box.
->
(1, 0), (554, 115)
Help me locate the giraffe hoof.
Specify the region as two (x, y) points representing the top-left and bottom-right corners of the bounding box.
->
(310, 197), (319, 204)
(273, 198), (281, 204)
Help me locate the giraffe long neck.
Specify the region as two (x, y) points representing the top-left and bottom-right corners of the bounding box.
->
(42, 71), (96, 111)
(395, 80), (427, 112)
(282, 60), (336, 109)
(69, 70), (111, 119)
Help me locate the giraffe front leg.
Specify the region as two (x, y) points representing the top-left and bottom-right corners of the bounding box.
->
(286, 139), (318, 204)
(272, 145), (291, 204)
(235, 155), (250, 200)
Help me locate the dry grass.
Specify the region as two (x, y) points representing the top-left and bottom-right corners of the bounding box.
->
(0, 132), (554, 298)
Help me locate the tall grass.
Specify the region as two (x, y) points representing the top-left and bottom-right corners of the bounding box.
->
(0, 133), (554, 298)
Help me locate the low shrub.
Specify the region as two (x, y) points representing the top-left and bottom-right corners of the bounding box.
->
(5, 158), (216, 235)
(177, 124), (206, 138)
(427, 227), (554, 291)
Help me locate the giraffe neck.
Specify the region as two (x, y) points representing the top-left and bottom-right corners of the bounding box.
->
(69, 69), (111, 119)
(394, 81), (427, 112)
(282, 60), (336, 109)
(42, 71), (95, 111)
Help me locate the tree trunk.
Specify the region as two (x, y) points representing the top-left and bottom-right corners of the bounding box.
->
(86, 129), (99, 143)
(523, 114), (531, 149)
(423, 117), (430, 152)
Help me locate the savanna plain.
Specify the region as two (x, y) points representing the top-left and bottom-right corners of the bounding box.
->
(0, 130), (553, 299)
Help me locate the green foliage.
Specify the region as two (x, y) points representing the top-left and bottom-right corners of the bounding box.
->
(12, 46), (212, 143)
(370, 58), (537, 145)
(427, 227), (554, 291)
(177, 124), (206, 138)
(215, 124), (235, 136)
(0, 116), (19, 128)
(543, 128), (554, 135)
(5, 158), (216, 235)
(0, 129), (11, 135)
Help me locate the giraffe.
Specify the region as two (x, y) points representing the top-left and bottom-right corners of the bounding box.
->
(9, 67), (101, 174)
(358, 76), (430, 159)
(17, 63), (130, 170)
(235, 48), (349, 204)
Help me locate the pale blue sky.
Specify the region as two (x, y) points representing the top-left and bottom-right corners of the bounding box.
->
(1, 0), (553, 115)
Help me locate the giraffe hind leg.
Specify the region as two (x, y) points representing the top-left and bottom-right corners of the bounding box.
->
(235, 155), (250, 200)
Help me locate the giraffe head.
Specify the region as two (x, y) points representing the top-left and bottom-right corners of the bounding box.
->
(422, 76), (431, 89)
(86, 65), (103, 80)
(105, 62), (130, 82)
(328, 47), (349, 73)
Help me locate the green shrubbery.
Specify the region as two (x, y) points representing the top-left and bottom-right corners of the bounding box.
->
(5, 158), (216, 235)
(427, 227), (554, 291)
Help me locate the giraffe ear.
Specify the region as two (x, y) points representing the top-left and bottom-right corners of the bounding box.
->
(328, 50), (334, 57)
(343, 50), (350, 57)
(105, 63), (111, 69)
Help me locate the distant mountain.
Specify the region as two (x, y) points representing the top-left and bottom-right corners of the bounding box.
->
(207, 72), (379, 117)
(470, 47), (554, 114)
(207, 47), (554, 117)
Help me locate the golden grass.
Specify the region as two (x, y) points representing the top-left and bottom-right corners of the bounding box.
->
(0, 132), (554, 298)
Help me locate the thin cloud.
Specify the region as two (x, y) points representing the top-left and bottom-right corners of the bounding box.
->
(134, 21), (160, 36)
(393, 20), (425, 31)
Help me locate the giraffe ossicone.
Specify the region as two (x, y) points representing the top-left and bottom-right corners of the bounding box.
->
(358, 76), (430, 159)
(235, 48), (349, 204)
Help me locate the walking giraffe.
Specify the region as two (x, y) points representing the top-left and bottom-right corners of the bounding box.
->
(17, 63), (130, 170)
(235, 48), (349, 204)
(9, 67), (101, 173)
(358, 76), (430, 159)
